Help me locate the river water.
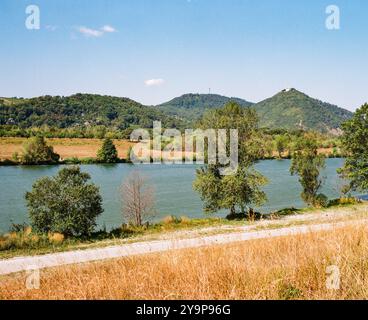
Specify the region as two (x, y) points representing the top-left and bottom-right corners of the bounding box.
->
(0, 158), (350, 233)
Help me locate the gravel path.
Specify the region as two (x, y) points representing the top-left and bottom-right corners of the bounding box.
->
(1, 219), (365, 276)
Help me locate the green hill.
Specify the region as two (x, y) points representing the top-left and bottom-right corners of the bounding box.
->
(156, 93), (253, 123)
(0, 90), (354, 135)
(0, 94), (183, 130)
(252, 88), (353, 133)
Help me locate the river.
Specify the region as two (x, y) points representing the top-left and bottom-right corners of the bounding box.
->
(0, 158), (351, 233)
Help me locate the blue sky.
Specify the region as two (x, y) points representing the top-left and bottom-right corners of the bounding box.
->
(0, 0), (367, 110)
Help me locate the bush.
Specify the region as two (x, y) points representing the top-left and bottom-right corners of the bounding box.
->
(313, 193), (329, 208)
(97, 138), (119, 163)
(226, 209), (264, 221)
(25, 166), (103, 237)
(20, 136), (60, 164)
(328, 197), (360, 207)
(162, 215), (181, 224)
(48, 232), (65, 244)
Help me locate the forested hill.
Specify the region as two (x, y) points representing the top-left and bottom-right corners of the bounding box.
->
(253, 89), (353, 134)
(156, 93), (254, 122)
(0, 90), (354, 134)
(0, 94), (183, 129)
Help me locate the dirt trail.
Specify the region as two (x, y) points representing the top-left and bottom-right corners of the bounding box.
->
(1, 217), (367, 276)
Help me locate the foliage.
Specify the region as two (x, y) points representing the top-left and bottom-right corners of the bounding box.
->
(275, 134), (290, 158)
(25, 166), (103, 237)
(157, 93), (253, 124)
(198, 101), (266, 165)
(97, 138), (119, 163)
(290, 135), (326, 206)
(0, 90), (352, 139)
(0, 124), (134, 139)
(253, 88), (352, 132)
(194, 165), (267, 215)
(0, 94), (183, 132)
(193, 102), (268, 215)
(20, 136), (60, 164)
(338, 104), (368, 192)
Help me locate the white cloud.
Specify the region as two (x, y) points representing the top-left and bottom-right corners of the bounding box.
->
(45, 25), (58, 31)
(77, 25), (117, 38)
(144, 79), (165, 87)
(78, 26), (104, 37)
(101, 25), (116, 33)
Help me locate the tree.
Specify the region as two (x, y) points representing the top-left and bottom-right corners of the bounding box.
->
(20, 136), (60, 164)
(193, 165), (267, 215)
(290, 135), (326, 207)
(97, 138), (119, 163)
(198, 101), (266, 165)
(25, 166), (103, 237)
(275, 135), (289, 158)
(193, 102), (268, 216)
(338, 104), (368, 192)
(121, 171), (155, 226)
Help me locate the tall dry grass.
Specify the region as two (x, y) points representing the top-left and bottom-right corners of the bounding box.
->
(0, 137), (134, 160)
(1, 224), (368, 300)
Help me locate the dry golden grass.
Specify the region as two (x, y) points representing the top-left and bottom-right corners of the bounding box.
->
(1, 224), (368, 300)
(0, 137), (135, 160)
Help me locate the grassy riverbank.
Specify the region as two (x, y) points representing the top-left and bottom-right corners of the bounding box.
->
(0, 137), (135, 161)
(0, 137), (343, 166)
(1, 220), (368, 299)
(0, 201), (366, 260)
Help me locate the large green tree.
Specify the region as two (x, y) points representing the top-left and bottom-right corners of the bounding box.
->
(20, 136), (60, 164)
(193, 102), (268, 216)
(193, 165), (267, 215)
(290, 135), (326, 207)
(275, 134), (289, 158)
(338, 103), (368, 192)
(25, 166), (103, 237)
(97, 138), (119, 163)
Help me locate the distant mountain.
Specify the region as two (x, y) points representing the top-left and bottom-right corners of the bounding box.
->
(0, 94), (183, 129)
(252, 88), (353, 134)
(156, 93), (253, 123)
(0, 90), (354, 134)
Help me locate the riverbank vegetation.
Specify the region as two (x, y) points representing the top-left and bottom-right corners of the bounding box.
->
(1, 101), (368, 270)
(0, 130), (343, 166)
(0, 197), (362, 260)
(338, 103), (368, 194)
(290, 134), (327, 207)
(2, 222), (368, 300)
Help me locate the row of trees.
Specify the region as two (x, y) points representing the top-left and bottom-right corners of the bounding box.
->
(23, 102), (368, 237)
(0, 94), (183, 130)
(0, 124), (134, 139)
(26, 166), (154, 237)
(12, 136), (120, 164)
(193, 101), (368, 215)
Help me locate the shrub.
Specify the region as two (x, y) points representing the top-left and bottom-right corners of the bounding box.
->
(180, 216), (191, 224)
(97, 138), (119, 163)
(25, 166), (103, 237)
(313, 193), (329, 208)
(328, 197), (360, 207)
(20, 136), (60, 164)
(162, 215), (181, 224)
(48, 233), (65, 244)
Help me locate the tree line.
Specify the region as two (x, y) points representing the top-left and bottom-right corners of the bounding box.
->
(8, 101), (368, 240)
